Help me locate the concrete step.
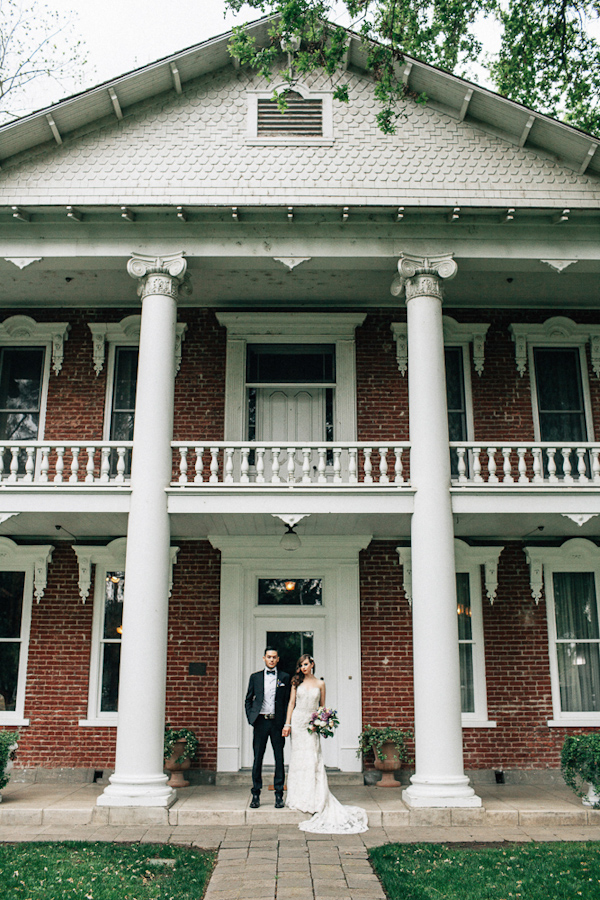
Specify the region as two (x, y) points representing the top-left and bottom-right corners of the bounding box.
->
(216, 769), (364, 786)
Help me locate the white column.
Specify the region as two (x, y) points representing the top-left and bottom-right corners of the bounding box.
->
(98, 252), (186, 808)
(397, 254), (480, 808)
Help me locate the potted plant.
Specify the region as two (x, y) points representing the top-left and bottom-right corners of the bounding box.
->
(0, 731), (19, 800)
(357, 725), (412, 787)
(164, 726), (198, 788)
(561, 733), (600, 808)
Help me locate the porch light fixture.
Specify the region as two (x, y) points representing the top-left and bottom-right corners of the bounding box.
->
(280, 525), (301, 552)
(285, 580), (296, 591)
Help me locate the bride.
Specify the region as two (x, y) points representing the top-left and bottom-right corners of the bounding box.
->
(282, 654), (368, 834)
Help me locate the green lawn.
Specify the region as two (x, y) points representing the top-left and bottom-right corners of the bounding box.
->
(0, 842), (215, 899)
(369, 842), (600, 900)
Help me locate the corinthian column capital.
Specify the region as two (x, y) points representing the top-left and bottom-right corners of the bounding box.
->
(127, 252), (188, 300)
(390, 253), (457, 302)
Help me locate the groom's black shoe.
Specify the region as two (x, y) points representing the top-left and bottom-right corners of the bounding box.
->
(250, 794), (260, 809)
(275, 793), (284, 808)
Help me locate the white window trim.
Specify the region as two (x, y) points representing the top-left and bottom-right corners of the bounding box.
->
(216, 312), (366, 443)
(509, 316), (600, 379)
(0, 315), (70, 376)
(397, 540), (502, 728)
(75, 538), (179, 726)
(391, 317), (490, 377)
(88, 315), (187, 377)
(526, 538), (600, 727)
(0, 537), (54, 726)
(527, 341), (595, 443)
(246, 82), (334, 145)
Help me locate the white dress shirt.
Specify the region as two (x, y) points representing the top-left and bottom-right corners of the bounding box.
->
(260, 667), (277, 715)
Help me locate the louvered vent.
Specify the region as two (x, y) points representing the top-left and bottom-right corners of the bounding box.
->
(257, 91), (323, 136)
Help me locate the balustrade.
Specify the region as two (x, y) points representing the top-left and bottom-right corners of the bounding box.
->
(450, 443), (600, 486)
(0, 442), (133, 485)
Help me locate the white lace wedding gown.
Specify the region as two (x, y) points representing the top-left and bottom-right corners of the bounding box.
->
(285, 683), (368, 834)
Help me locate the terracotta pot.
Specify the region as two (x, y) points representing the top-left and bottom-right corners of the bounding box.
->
(164, 739), (192, 788)
(373, 740), (402, 788)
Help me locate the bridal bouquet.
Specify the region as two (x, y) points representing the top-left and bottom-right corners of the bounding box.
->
(308, 707), (340, 739)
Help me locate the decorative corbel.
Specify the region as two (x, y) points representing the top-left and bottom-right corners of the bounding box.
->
(168, 546), (180, 597)
(33, 547), (54, 603)
(483, 557), (500, 604)
(74, 550), (93, 602)
(525, 549), (544, 605)
(590, 332), (600, 379)
(390, 323), (408, 376)
(396, 546), (412, 606)
(88, 318), (187, 376)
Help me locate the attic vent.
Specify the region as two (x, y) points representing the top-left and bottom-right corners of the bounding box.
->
(257, 91), (323, 136)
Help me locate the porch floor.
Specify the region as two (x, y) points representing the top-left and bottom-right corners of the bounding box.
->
(1, 781), (599, 831)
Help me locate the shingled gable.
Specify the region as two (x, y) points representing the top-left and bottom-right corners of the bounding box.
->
(0, 14), (599, 209)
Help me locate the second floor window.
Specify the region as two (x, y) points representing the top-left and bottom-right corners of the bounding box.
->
(110, 347), (138, 443)
(0, 347), (44, 442)
(534, 348), (588, 444)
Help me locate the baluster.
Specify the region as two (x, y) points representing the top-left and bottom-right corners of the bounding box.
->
(194, 446), (204, 483)
(24, 447), (36, 483)
(502, 447), (514, 484)
(561, 447), (573, 484)
(547, 447), (557, 483)
(178, 446), (188, 484)
(7, 447), (19, 483)
(69, 447), (80, 483)
(39, 447), (50, 483)
(302, 448), (312, 484)
(473, 447), (483, 483)
(378, 447), (389, 484)
(532, 447), (543, 483)
(487, 447), (498, 483)
(333, 448), (342, 483)
(240, 447), (250, 483)
(348, 448), (358, 484)
(85, 447), (95, 483)
(576, 448), (589, 483)
(0, 447), (5, 482)
(100, 447), (110, 483)
(456, 447), (467, 483)
(592, 448), (600, 484)
(286, 448), (296, 483)
(363, 448), (373, 484)
(54, 447), (65, 484)
(271, 448), (281, 484)
(209, 447), (220, 483)
(317, 448), (327, 484)
(394, 447), (404, 484)
(225, 448), (234, 483)
(255, 448), (265, 484)
(517, 448), (529, 483)
(115, 447), (126, 483)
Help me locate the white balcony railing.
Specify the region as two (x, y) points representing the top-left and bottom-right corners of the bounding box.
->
(171, 442), (410, 486)
(450, 442), (600, 486)
(0, 442), (133, 484)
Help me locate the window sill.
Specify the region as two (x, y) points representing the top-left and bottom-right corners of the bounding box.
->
(0, 716), (30, 727)
(462, 719), (497, 729)
(548, 718), (600, 728)
(78, 717), (117, 728)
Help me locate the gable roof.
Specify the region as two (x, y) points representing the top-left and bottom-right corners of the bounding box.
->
(0, 15), (598, 180)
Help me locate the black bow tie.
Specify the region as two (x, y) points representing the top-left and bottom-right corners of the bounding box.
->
(266, 670), (276, 675)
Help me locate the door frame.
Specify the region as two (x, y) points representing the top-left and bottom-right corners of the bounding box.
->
(210, 534), (371, 773)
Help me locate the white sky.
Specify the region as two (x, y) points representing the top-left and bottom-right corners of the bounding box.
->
(11, 0), (504, 114)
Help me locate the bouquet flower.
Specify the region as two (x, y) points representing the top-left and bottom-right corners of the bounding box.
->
(308, 707), (340, 739)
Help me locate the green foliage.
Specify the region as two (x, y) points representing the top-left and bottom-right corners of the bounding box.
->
(225, 0), (600, 135)
(561, 732), (600, 805)
(0, 842), (215, 899)
(356, 724), (412, 762)
(370, 841), (600, 900)
(164, 725), (199, 764)
(0, 730), (18, 791)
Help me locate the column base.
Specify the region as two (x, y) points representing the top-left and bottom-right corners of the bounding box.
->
(97, 773), (177, 808)
(402, 774), (482, 808)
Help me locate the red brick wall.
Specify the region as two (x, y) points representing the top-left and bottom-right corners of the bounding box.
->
(3, 541), (221, 772)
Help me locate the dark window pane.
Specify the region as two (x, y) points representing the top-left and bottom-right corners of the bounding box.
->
(100, 643), (121, 712)
(247, 344), (335, 384)
(0, 572), (25, 639)
(0, 348), (44, 442)
(456, 572), (472, 641)
(259, 578), (322, 606)
(103, 572), (125, 638)
(0, 643), (20, 711)
(112, 348), (138, 412)
(557, 642), (600, 712)
(266, 631), (314, 681)
(534, 349), (586, 441)
(554, 572), (599, 640)
(110, 413), (135, 443)
(445, 347), (466, 420)
(459, 643), (475, 713)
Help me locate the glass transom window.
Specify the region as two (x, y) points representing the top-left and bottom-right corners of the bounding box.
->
(246, 344), (335, 385)
(258, 578), (322, 606)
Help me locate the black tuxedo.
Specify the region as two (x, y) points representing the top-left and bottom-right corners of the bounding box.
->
(245, 668), (291, 796)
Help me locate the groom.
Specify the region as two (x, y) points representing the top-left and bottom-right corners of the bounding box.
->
(245, 647), (291, 809)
